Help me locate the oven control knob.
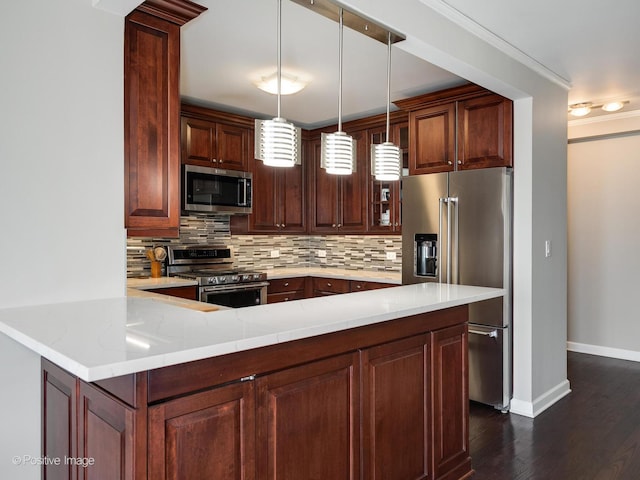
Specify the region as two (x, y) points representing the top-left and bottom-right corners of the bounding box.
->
(242, 274), (251, 282)
(207, 277), (217, 285)
(253, 274), (261, 281)
(230, 275), (240, 282)
(218, 277), (227, 284)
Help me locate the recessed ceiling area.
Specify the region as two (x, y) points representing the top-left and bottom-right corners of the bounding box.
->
(180, 0), (466, 129)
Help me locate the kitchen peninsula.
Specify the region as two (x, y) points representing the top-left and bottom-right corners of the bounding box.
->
(0, 283), (503, 480)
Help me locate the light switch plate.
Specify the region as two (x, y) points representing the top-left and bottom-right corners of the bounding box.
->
(386, 251), (397, 260)
(270, 250), (280, 258)
(317, 250), (327, 258)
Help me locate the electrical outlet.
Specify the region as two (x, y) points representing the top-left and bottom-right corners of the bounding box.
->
(270, 250), (280, 258)
(386, 251), (397, 260)
(545, 240), (552, 258)
(317, 250), (326, 258)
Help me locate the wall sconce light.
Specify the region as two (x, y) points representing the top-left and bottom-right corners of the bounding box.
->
(569, 100), (628, 117)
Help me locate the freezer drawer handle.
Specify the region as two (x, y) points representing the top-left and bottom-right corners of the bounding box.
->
(468, 328), (498, 338)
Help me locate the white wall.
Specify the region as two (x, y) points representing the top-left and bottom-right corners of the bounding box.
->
(567, 113), (640, 361)
(0, 1), (124, 477)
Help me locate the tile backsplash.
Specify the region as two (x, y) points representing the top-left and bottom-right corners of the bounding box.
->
(127, 214), (401, 276)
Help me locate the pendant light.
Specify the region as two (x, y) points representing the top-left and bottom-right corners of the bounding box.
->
(255, 0), (301, 167)
(371, 32), (401, 181)
(321, 8), (356, 175)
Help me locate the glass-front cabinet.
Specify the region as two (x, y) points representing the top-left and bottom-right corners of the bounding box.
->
(368, 122), (408, 233)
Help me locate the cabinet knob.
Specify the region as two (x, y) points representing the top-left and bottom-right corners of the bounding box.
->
(275, 223), (281, 228)
(284, 297), (290, 301)
(332, 224), (336, 228)
(337, 223), (342, 228)
(448, 161), (452, 165)
(219, 159), (224, 164)
(327, 282), (332, 287)
(282, 224), (286, 228)
(284, 282), (289, 287)
(395, 222), (399, 226)
(457, 160), (462, 165)
(356, 285), (362, 289)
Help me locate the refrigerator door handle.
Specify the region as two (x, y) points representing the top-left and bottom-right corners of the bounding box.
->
(469, 327), (499, 338)
(439, 197), (446, 283)
(449, 197), (458, 284)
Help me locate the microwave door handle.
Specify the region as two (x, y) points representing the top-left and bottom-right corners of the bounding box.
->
(238, 178), (247, 206)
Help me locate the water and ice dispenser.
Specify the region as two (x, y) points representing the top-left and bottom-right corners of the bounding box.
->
(415, 234), (438, 277)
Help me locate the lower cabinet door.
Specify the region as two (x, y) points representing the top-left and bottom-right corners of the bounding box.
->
(361, 334), (431, 480)
(77, 381), (136, 480)
(256, 353), (360, 480)
(431, 324), (470, 479)
(148, 381), (255, 480)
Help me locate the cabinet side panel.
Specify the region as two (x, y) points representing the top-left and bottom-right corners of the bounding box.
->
(42, 361), (77, 480)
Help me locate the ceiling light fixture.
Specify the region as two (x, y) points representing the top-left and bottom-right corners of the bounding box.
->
(568, 103), (592, 117)
(568, 100), (628, 117)
(254, 0), (301, 167)
(601, 101), (625, 112)
(255, 71), (307, 95)
(321, 8), (355, 175)
(371, 31), (401, 181)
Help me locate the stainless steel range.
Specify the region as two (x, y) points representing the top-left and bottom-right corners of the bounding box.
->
(166, 245), (268, 308)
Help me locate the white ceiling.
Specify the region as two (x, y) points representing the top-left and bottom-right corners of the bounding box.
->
(180, 0), (640, 128)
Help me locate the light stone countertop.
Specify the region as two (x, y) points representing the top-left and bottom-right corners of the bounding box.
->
(127, 276), (199, 290)
(0, 283), (502, 382)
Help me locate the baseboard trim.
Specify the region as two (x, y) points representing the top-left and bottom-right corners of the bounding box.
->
(567, 341), (640, 363)
(510, 379), (571, 418)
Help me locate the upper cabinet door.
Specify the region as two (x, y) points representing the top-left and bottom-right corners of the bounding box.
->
(216, 123), (249, 171)
(181, 118), (249, 171)
(409, 103), (456, 175)
(181, 117), (217, 166)
(457, 94), (513, 170)
(124, 11), (182, 237)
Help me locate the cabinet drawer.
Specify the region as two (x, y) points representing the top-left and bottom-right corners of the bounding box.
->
(268, 291), (307, 304)
(312, 277), (350, 295)
(350, 281), (394, 292)
(268, 277), (306, 294)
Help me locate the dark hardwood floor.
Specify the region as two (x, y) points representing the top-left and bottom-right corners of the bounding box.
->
(469, 352), (640, 480)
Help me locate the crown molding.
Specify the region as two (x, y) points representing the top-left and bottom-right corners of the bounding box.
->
(419, 0), (571, 91)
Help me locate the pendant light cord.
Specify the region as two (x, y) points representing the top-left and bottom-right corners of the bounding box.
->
(338, 8), (344, 132)
(385, 31), (391, 143)
(277, 0), (282, 119)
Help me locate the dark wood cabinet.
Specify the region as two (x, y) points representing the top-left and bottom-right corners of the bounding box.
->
(431, 323), (470, 479)
(249, 153), (306, 233)
(256, 353), (360, 480)
(77, 382), (138, 480)
(312, 276), (351, 296)
(124, 3), (205, 238)
(42, 360), (77, 480)
(350, 280), (395, 292)
(44, 306), (472, 480)
(457, 93), (513, 170)
(147, 285), (197, 300)
(396, 84), (513, 176)
(308, 130), (368, 234)
(368, 122), (407, 233)
(361, 334), (431, 480)
(409, 103), (457, 175)
(42, 359), (145, 480)
(148, 380), (255, 480)
(267, 277), (308, 303)
(181, 116), (250, 171)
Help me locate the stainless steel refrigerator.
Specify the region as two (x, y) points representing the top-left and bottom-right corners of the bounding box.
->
(402, 167), (513, 412)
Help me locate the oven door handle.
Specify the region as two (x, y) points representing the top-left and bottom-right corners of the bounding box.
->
(201, 281), (270, 293)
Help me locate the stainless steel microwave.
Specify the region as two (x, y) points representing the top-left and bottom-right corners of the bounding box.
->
(182, 164), (252, 215)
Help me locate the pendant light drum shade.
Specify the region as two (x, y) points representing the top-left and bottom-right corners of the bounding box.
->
(371, 142), (400, 180)
(321, 131), (356, 175)
(254, 0), (301, 168)
(255, 118), (301, 167)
